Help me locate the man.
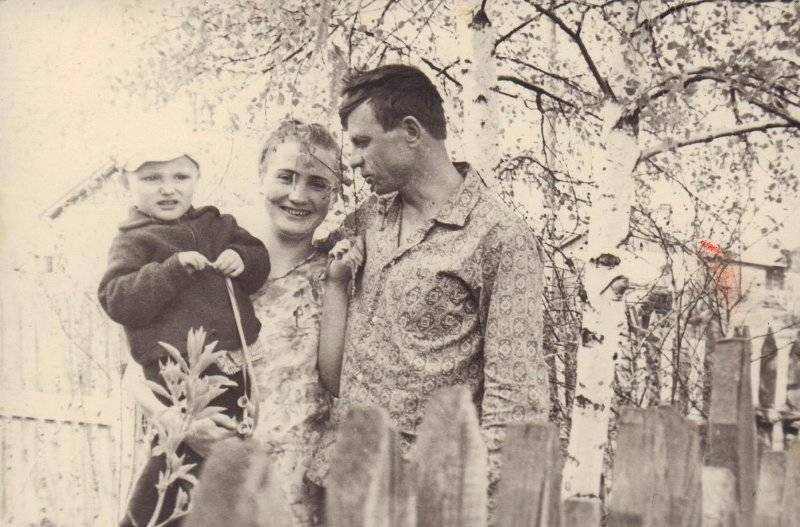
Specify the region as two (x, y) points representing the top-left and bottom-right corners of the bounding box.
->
(315, 64), (549, 502)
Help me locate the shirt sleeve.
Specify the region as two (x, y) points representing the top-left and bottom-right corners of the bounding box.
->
(98, 234), (193, 328)
(479, 221), (550, 486)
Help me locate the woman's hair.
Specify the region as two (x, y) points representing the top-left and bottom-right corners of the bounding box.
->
(258, 119), (340, 179)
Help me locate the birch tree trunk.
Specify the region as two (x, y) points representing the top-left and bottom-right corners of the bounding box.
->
(562, 110), (639, 503)
(456, 1), (499, 177)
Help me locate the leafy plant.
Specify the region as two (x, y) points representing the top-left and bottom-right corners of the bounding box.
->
(133, 327), (238, 527)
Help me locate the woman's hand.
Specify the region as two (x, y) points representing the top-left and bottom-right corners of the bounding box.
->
(327, 236), (365, 284)
(183, 415), (238, 458)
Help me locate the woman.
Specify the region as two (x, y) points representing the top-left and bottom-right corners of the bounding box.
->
(121, 120), (358, 526)
(247, 119), (343, 526)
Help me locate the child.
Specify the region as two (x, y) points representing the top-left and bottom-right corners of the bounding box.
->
(98, 149), (269, 527)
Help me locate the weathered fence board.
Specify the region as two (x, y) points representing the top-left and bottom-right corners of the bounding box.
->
(415, 386), (487, 527)
(388, 432), (417, 527)
(755, 450), (787, 527)
(496, 422), (561, 527)
(705, 332), (757, 526)
(327, 406), (395, 527)
(563, 496), (603, 527)
(659, 407), (703, 527)
(187, 437), (293, 527)
(606, 408), (669, 527)
(606, 406), (702, 527)
(702, 467), (737, 527)
(782, 440), (800, 527)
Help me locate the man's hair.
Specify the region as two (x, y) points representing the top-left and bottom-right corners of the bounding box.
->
(339, 64), (447, 140)
(258, 119), (340, 178)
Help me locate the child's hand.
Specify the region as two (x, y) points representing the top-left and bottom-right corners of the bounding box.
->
(177, 251), (210, 273)
(212, 249), (245, 277)
(327, 236), (365, 284)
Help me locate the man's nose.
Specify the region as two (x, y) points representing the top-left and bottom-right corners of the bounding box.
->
(159, 181), (176, 194)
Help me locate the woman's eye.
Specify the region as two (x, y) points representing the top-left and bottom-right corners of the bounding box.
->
(309, 180), (329, 191)
(276, 174), (293, 183)
(142, 176), (158, 182)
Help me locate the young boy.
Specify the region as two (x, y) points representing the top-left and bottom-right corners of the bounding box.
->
(98, 150), (269, 527)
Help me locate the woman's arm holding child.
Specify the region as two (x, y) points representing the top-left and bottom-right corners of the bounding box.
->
(122, 362), (237, 458)
(318, 236), (364, 396)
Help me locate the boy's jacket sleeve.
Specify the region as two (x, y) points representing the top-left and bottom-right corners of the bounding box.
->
(98, 235), (192, 328)
(226, 222), (270, 295)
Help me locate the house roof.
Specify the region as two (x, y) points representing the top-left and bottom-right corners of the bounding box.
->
(42, 161), (119, 220)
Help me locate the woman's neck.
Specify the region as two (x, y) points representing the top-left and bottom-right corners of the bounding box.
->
(261, 226), (315, 278)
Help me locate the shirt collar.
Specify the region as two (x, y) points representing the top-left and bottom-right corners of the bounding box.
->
(431, 162), (483, 228)
(377, 162), (483, 229)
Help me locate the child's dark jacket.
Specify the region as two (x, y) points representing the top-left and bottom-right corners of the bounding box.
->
(98, 206), (269, 384)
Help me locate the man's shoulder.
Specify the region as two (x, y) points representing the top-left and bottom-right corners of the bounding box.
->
(471, 189), (538, 243)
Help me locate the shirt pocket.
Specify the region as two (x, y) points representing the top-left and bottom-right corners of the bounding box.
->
(393, 270), (479, 348)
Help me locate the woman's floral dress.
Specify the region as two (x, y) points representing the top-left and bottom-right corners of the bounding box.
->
(250, 251), (330, 526)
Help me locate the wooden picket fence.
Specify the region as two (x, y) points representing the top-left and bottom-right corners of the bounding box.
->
(188, 328), (799, 527)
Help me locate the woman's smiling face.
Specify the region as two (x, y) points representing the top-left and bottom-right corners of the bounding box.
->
(261, 141), (339, 241)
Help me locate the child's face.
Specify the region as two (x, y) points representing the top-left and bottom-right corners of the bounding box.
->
(126, 156), (199, 221)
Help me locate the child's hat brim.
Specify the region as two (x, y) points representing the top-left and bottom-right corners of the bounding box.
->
(117, 146), (199, 172)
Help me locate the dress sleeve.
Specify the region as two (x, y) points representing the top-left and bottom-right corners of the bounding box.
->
(98, 234), (193, 328)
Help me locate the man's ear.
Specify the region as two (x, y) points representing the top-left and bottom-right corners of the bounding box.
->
(401, 116), (423, 145)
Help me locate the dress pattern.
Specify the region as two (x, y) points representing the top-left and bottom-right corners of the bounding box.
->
(250, 250), (329, 526)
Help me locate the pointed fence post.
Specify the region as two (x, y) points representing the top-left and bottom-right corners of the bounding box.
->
(495, 422), (561, 526)
(186, 437), (293, 527)
(326, 406), (395, 527)
(705, 328), (757, 526)
(415, 386), (487, 527)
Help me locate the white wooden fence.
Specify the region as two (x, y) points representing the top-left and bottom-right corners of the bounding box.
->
(0, 271), (140, 526)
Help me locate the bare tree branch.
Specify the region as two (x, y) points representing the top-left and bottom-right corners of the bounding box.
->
(493, 16), (537, 52)
(498, 74), (577, 108)
(640, 120), (795, 160)
(420, 57), (463, 87)
(635, 0), (795, 33)
(526, 1), (615, 99)
(497, 54), (595, 97)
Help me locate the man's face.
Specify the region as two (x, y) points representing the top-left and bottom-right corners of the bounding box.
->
(345, 102), (411, 195)
(126, 156), (198, 221)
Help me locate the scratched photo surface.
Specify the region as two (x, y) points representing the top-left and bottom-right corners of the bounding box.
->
(1, 1), (799, 525)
